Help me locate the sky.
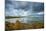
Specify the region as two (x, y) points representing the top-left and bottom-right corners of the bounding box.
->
(5, 0), (44, 23)
(5, 0), (44, 17)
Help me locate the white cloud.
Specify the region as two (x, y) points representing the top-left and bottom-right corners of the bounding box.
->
(37, 12), (44, 15)
(6, 1), (43, 16)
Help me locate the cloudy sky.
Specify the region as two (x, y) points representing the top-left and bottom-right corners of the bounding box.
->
(5, 0), (44, 23)
(5, 0), (44, 17)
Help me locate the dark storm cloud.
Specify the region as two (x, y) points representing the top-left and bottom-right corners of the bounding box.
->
(5, 0), (12, 4)
(5, 1), (33, 11)
(5, 0), (44, 16)
(33, 3), (44, 13)
(5, 0), (44, 11)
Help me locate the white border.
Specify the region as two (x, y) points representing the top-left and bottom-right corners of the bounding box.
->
(0, 0), (5, 31)
(44, 0), (46, 31)
(0, 0), (44, 31)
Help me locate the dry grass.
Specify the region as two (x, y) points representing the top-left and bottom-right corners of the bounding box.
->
(5, 20), (44, 30)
